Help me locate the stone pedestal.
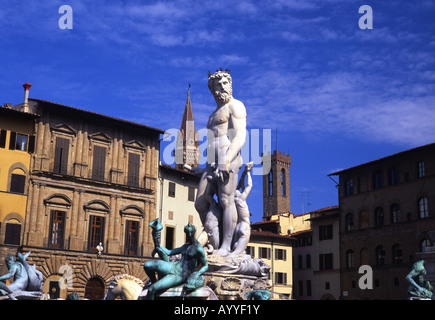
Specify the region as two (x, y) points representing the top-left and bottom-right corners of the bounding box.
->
(203, 253), (271, 300)
(139, 284), (218, 300)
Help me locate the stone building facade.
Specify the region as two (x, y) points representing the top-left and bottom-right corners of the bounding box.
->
(329, 143), (435, 300)
(10, 97), (164, 299)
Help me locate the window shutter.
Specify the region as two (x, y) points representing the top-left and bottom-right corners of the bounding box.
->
(188, 186), (195, 202)
(9, 131), (16, 150)
(0, 129), (6, 148)
(10, 174), (26, 194)
(168, 182), (176, 197)
(4, 223), (21, 245)
(128, 153), (140, 187)
(54, 137), (69, 174)
(28, 135), (35, 153)
(92, 146), (106, 181)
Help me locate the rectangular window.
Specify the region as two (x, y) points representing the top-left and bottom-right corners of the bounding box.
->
(275, 272), (287, 285)
(88, 215), (105, 252)
(258, 247), (271, 259)
(168, 182), (176, 197)
(188, 186), (195, 202)
(389, 167), (399, 185)
(127, 152), (140, 187)
(246, 246), (255, 258)
(8, 131), (16, 150)
(319, 224), (333, 241)
(49, 210), (65, 249)
(53, 137), (69, 174)
(298, 280), (303, 296)
(275, 248), (287, 261)
(168, 211), (174, 220)
(125, 220), (139, 256)
(4, 222), (21, 245)
(418, 161), (425, 178)
(165, 226), (175, 250)
(92, 145), (106, 181)
(307, 280), (312, 296)
(345, 179), (353, 196)
(373, 171), (383, 189)
(10, 173), (26, 194)
(319, 253), (333, 270)
(0, 129), (6, 148)
(15, 133), (28, 151)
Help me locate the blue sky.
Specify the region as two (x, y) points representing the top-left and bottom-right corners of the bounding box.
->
(1, 1), (435, 223)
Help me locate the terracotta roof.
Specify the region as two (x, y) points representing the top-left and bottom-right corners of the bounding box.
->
(251, 219), (279, 226)
(30, 98), (165, 134)
(0, 105), (39, 118)
(159, 163), (200, 179)
(289, 229), (312, 236)
(250, 230), (295, 241)
(308, 205), (339, 214)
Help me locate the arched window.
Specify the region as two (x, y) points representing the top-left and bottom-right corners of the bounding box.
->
(360, 247), (369, 265)
(359, 211), (369, 229)
(391, 204), (400, 224)
(281, 169), (286, 197)
(268, 171), (273, 196)
(345, 213), (354, 232)
(420, 239), (431, 252)
(375, 207), (384, 226)
(4, 219), (21, 245)
(419, 197), (429, 218)
(346, 249), (354, 268)
(376, 245), (385, 265)
(392, 244), (403, 264)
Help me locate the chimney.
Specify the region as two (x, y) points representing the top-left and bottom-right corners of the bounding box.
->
(22, 82), (32, 112)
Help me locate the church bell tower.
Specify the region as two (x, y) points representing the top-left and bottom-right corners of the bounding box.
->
(262, 150), (291, 217)
(175, 85), (200, 169)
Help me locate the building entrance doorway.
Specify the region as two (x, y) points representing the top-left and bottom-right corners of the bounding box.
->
(85, 277), (105, 300)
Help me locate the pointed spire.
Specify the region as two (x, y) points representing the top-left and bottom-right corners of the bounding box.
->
(175, 84), (200, 169)
(180, 83), (195, 131)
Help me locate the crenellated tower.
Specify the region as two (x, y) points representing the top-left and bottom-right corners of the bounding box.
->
(262, 150), (291, 217)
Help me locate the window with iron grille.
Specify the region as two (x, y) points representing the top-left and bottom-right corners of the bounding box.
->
(88, 215), (105, 252)
(125, 220), (139, 256)
(49, 210), (65, 249)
